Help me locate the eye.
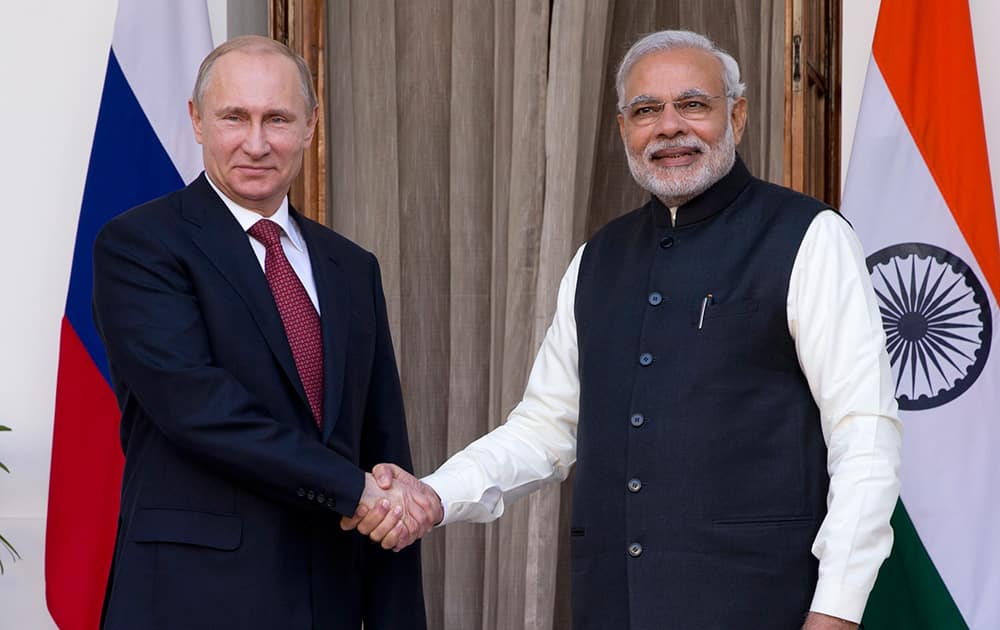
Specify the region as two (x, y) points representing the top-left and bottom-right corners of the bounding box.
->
(630, 102), (664, 118)
(269, 115), (289, 124)
(676, 99), (710, 111)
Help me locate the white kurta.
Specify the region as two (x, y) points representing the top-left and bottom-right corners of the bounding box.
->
(423, 209), (902, 623)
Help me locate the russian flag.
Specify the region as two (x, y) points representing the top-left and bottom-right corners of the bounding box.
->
(45, 2), (211, 627)
(844, 0), (1000, 628)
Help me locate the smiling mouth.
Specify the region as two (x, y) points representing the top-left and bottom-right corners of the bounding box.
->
(651, 147), (701, 160)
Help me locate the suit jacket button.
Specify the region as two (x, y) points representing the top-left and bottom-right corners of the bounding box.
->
(639, 352), (653, 366)
(659, 236), (674, 249)
(630, 413), (645, 428)
(648, 291), (663, 306)
(628, 542), (643, 558)
(297, 488), (306, 497)
(316, 493), (325, 503)
(627, 478), (642, 493)
(307, 490), (316, 500)
(327, 498), (336, 508)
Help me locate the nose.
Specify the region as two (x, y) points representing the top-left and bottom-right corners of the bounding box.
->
(241, 120), (270, 158)
(651, 103), (688, 138)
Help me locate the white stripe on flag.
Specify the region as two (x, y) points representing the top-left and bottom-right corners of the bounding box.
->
(112, 0), (212, 184)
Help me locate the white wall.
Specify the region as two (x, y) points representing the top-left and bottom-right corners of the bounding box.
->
(0, 3), (225, 627)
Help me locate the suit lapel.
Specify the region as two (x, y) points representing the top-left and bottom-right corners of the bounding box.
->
(294, 210), (349, 442)
(181, 176), (312, 418)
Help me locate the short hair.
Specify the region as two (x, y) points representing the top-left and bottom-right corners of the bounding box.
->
(615, 30), (746, 110)
(192, 35), (318, 115)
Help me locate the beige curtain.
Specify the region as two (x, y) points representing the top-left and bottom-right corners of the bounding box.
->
(324, 1), (782, 628)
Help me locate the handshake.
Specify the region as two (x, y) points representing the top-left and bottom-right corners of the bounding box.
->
(340, 463), (444, 552)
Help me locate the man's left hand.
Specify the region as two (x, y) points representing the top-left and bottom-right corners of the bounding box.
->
(802, 612), (858, 630)
(341, 463), (442, 551)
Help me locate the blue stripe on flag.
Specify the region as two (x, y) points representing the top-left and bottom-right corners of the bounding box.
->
(65, 49), (185, 384)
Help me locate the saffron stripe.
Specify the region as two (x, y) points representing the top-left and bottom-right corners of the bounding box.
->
(872, 0), (1000, 302)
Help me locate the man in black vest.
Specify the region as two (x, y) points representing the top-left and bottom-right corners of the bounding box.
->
(344, 30), (901, 630)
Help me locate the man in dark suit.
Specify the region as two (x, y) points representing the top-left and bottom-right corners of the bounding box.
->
(93, 36), (425, 630)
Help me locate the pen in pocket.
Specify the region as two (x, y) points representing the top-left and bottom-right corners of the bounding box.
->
(697, 293), (713, 329)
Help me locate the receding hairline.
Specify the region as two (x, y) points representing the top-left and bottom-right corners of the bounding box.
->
(626, 47), (728, 88)
(192, 35), (318, 114)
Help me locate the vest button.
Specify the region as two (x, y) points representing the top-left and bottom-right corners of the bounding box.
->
(628, 542), (643, 558)
(627, 478), (642, 493)
(639, 352), (653, 366)
(648, 291), (663, 306)
(630, 413), (644, 427)
(659, 236), (674, 249)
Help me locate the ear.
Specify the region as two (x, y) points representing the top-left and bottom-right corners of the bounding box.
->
(189, 100), (204, 145)
(730, 97), (748, 146)
(303, 105), (320, 145)
(617, 112), (626, 144)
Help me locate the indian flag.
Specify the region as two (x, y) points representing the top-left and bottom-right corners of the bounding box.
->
(843, 1), (1000, 628)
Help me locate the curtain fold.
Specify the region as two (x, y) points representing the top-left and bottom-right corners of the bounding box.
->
(323, 1), (782, 627)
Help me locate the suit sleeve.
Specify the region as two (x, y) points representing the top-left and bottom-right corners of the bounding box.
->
(92, 215), (365, 516)
(356, 255), (427, 630)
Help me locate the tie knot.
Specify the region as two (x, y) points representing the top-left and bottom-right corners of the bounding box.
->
(248, 219), (283, 249)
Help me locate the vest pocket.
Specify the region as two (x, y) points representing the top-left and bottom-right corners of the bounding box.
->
(712, 514), (814, 529)
(702, 297), (759, 320)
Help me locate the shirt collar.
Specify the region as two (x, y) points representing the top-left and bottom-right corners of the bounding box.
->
(205, 173), (306, 253)
(651, 153), (753, 229)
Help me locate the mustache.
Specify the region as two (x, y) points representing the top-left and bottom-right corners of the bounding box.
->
(643, 138), (710, 159)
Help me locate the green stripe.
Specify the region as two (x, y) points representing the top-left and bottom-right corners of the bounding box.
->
(863, 501), (968, 629)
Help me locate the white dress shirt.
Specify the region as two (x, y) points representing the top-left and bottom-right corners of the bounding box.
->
(422, 209), (902, 623)
(205, 175), (321, 314)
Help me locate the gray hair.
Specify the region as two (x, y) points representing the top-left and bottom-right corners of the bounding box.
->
(192, 35), (318, 115)
(615, 30), (746, 110)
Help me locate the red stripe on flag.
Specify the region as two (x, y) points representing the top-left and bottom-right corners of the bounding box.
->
(873, 0), (1000, 303)
(46, 317), (124, 630)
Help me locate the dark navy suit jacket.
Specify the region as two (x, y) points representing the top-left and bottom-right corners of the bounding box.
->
(93, 174), (425, 630)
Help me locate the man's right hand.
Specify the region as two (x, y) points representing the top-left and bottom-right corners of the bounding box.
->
(341, 464), (443, 551)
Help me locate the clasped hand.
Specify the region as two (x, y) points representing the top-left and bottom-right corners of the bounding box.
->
(340, 463), (443, 551)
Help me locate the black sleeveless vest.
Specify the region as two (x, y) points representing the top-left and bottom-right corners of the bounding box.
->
(571, 158), (830, 629)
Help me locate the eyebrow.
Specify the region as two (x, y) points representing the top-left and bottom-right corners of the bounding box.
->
(674, 88), (714, 100)
(215, 106), (298, 120)
(623, 94), (662, 110)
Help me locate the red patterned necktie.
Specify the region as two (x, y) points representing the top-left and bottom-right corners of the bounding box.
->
(248, 219), (324, 427)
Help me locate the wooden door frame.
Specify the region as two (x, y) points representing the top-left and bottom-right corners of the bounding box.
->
(783, 0), (842, 206)
(271, 0), (328, 224)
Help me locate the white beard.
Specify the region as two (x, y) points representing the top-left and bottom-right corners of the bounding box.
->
(625, 122), (737, 207)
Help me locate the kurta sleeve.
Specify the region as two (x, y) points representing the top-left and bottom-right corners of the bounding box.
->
(422, 246), (585, 525)
(787, 210), (903, 623)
